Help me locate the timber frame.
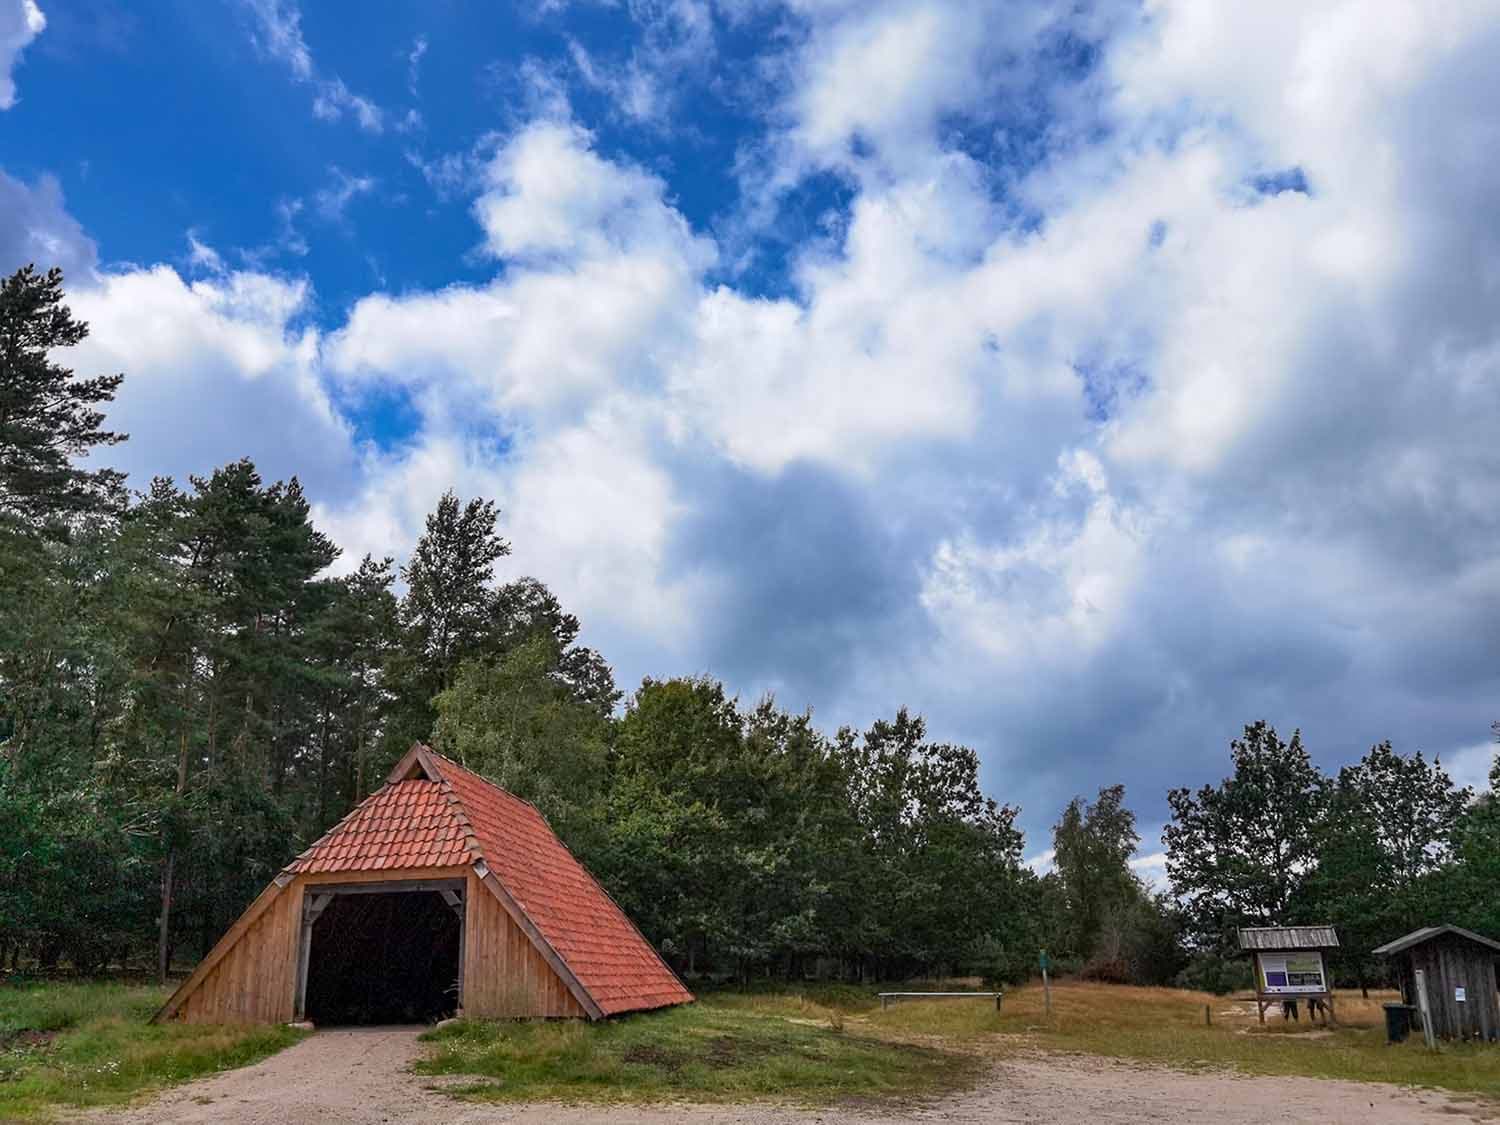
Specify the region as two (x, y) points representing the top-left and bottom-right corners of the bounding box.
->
(291, 877), (468, 1022)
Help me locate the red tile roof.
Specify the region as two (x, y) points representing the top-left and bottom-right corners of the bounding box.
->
(290, 778), (474, 873)
(284, 746), (692, 1018)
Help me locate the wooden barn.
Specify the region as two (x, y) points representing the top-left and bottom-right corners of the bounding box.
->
(1373, 925), (1500, 1042)
(1236, 925), (1339, 1023)
(154, 744), (693, 1025)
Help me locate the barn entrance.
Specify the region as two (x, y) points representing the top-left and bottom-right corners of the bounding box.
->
(298, 880), (465, 1026)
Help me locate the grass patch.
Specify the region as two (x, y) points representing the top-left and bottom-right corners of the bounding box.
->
(864, 981), (1500, 1099)
(416, 994), (976, 1105)
(0, 980), (304, 1120)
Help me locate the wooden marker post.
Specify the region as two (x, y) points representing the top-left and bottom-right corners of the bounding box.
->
(1040, 949), (1052, 1017)
(1414, 968), (1437, 1050)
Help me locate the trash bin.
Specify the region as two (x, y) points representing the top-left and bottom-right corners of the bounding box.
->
(1383, 1002), (1413, 1044)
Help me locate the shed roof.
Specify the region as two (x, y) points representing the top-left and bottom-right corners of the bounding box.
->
(1236, 925), (1340, 952)
(290, 743), (693, 1017)
(1372, 925), (1500, 957)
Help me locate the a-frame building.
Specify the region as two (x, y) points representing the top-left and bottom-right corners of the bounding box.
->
(155, 744), (692, 1025)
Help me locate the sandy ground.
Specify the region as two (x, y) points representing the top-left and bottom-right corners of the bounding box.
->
(71, 1026), (1494, 1125)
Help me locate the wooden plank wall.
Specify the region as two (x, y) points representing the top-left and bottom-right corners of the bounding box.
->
(178, 881), (303, 1024)
(463, 870), (584, 1019)
(1406, 936), (1500, 1041)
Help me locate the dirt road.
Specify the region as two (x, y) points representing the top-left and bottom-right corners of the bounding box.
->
(74, 1026), (1492, 1124)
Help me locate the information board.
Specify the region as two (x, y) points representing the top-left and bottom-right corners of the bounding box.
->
(1258, 952), (1326, 995)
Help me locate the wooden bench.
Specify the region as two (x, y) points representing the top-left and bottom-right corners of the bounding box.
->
(878, 991), (1003, 1011)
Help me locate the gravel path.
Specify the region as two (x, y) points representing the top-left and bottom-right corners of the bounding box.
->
(71, 1026), (1492, 1124)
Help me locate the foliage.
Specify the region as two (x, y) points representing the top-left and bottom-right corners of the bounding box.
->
(0, 264), (126, 525)
(1301, 742), (1468, 987)
(9, 265), (1498, 1003)
(432, 636), (610, 841)
(1164, 722), (1329, 948)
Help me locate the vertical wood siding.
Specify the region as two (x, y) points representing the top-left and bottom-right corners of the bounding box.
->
(463, 870), (584, 1019)
(170, 866), (585, 1024)
(178, 881), (302, 1024)
(1401, 936), (1500, 1041)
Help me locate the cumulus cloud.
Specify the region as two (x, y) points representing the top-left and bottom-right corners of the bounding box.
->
(9, 0), (1500, 847)
(0, 0), (43, 110)
(329, 119), (712, 419)
(67, 266), (361, 502)
(316, 3), (1500, 846)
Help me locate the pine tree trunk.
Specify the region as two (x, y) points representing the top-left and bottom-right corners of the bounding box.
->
(157, 724), (190, 985)
(157, 847), (176, 985)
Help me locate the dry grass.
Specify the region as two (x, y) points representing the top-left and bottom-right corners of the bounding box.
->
(858, 981), (1500, 1098)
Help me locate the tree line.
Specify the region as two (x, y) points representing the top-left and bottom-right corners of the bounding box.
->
(2, 264), (1497, 992)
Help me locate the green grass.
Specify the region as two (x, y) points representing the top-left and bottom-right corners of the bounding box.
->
(415, 993), (977, 1105)
(860, 981), (1500, 1100)
(0, 980), (304, 1120)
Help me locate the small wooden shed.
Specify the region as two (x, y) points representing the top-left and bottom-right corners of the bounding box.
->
(1236, 925), (1339, 1023)
(1373, 925), (1500, 1042)
(154, 744), (693, 1025)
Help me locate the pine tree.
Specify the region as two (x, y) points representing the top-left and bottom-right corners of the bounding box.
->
(0, 266), (126, 525)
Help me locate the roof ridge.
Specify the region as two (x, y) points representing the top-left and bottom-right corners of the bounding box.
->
(421, 745), (553, 819)
(427, 769), (487, 866)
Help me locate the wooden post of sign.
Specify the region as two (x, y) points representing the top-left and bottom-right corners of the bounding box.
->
(1414, 968), (1437, 1050)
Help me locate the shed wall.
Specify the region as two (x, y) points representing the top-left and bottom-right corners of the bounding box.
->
(1400, 936), (1500, 1041)
(179, 881), (302, 1024)
(463, 870), (585, 1019)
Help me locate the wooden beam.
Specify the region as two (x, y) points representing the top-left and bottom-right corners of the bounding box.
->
(297, 865), (471, 887)
(300, 878), (466, 897)
(474, 863), (604, 1020)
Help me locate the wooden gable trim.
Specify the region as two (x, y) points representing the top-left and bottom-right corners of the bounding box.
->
(151, 877), (289, 1024)
(474, 862), (605, 1020)
(386, 742), (442, 784)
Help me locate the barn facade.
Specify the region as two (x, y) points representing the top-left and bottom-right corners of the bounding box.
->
(154, 745), (693, 1025)
(1373, 925), (1500, 1042)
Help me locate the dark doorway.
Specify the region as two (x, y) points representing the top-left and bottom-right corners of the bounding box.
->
(304, 891), (460, 1025)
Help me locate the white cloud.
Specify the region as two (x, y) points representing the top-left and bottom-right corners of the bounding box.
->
(0, 170), (96, 280)
(12, 0), (1500, 847)
(68, 266), (361, 501)
(406, 34), (427, 98)
(920, 450), (1150, 664)
(1441, 743), (1497, 797)
(329, 120), (711, 417)
(0, 0), (42, 109)
(471, 120), (710, 266)
(313, 166), (376, 223)
(241, 0), (384, 132)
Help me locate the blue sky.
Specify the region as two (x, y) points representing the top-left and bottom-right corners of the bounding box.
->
(4, 0), (1500, 875)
